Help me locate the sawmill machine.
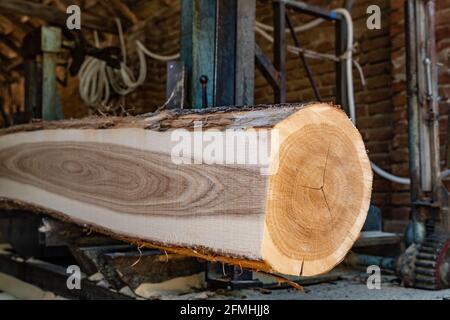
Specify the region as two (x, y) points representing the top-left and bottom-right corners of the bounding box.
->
(0, 0), (450, 292)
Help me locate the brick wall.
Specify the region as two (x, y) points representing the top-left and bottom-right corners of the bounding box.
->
(388, 0), (409, 233)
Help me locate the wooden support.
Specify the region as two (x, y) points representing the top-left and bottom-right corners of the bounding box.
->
(215, 0), (237, 106)
(43, 0), (67, 12)
(335, 14), (349, 116)
(0, 34), (21, 56)
(0, 16), (28, 40)
(41, 27), (62, 121)
(182, 0), (255, 108)
(0, 103), (372, 276)
(181, 0), (216, 109)
(215, 0), (255, 106)
(234, 0), (255, 106)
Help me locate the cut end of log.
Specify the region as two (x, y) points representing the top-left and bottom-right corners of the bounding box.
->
(261, 103), (372, 276)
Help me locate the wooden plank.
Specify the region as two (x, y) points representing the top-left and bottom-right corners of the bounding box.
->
(0, 103), (373, 277)
(103, 250), (205, 289)
(354, 231), (402, 248)
(108, 0), (139, 24)
(335, 15), (349, 114)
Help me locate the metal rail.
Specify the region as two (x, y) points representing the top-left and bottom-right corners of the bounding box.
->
(0, 253), (133, 300)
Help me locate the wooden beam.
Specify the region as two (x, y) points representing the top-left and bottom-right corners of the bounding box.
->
(0, 16), (15, 34)
(0, 15), (29, 38)
(0, 103), (373, 277)
(0, 46), (12, 60)
(43, 0), (68, 12)
(0, 0), (118, 34)
(108, 0), (139, 24)
(131, 0), (174, 20)
(0, 60), (14, 82)
(0, 34), (21, 56)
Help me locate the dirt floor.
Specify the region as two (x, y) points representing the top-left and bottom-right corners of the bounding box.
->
(1, 271), (450, 300)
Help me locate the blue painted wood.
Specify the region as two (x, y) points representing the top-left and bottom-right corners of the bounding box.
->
(235, 0), (255, 106)
(41, 27), (62, 120)
(192, 0), (216, 109)
(180, 0), (255, 108)
(215, 0), (237, 106)
(181, 0), (193, 107)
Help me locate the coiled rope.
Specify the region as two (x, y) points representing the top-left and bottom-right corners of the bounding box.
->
(79, 19), (180, 108)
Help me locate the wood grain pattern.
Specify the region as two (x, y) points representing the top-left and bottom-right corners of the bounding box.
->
(0, 142), (266, 217)
(262, 104), (372, 276)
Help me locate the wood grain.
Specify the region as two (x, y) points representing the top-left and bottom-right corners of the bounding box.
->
(0, 142), (266, 217)
(262, 104), (372, 276)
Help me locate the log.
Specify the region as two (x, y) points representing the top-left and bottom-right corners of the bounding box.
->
(0, 103), (372, 276)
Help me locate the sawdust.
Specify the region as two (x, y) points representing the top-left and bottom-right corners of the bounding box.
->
(0, 292), (16, 300)
(0, 243), (11, 255)
(0, 272), (65, 300)
(88, 272), (104, 282)
(135, 272), (206, 299)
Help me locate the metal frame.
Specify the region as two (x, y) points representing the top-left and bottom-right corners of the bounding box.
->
(405, 0), (449, 235)
(272, 1), (286, 103)
(255, 0), (351, 113)
(285, 11), (321, 101)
